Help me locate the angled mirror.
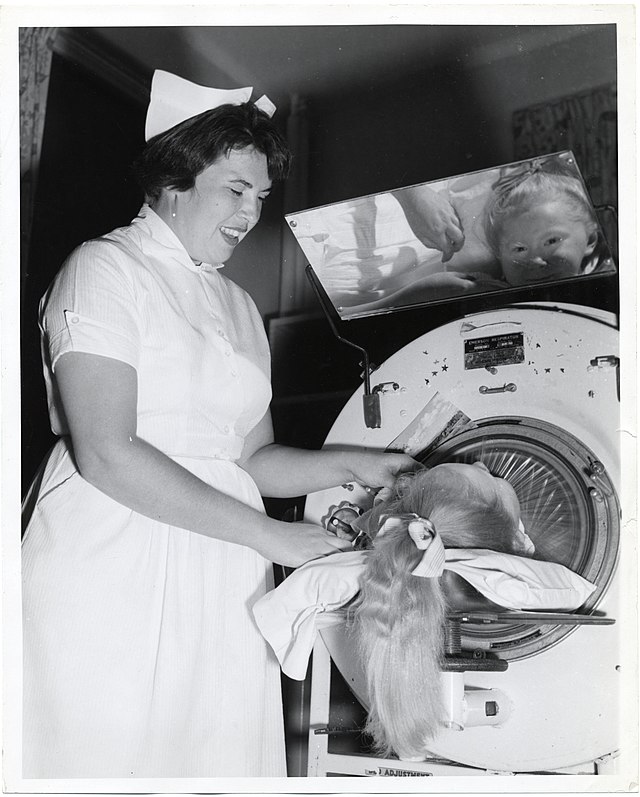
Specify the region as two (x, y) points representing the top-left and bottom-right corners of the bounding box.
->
(286, 150), (617, 320)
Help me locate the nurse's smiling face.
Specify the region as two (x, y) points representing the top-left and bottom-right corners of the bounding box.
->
(170, 146), (272, 265)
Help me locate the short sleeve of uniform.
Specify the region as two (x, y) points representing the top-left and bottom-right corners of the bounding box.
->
(40, 239), (142, 371)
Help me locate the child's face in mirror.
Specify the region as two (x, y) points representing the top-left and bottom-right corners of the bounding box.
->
(498, 200), (597, 286)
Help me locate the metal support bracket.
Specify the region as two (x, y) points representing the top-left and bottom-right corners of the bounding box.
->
(305, 264), (381, 428)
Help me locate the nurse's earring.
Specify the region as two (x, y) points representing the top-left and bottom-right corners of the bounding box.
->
(172, 194), (178, 219)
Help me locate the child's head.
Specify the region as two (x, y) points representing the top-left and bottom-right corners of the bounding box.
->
(351, 461), (527, 759)
(363, 461), (526, 556)
(484, 158), (599, 287)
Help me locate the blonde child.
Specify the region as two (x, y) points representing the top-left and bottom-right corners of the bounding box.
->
(483, 155), (601, 287)
(349, 461), (530, 759)
(253, 459), (596, 761)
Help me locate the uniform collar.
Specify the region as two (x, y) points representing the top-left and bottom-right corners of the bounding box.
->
(134, 204), (225, 272)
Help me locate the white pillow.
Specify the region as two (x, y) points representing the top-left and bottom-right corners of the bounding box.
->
(445, 548), (597, 611)
(252, 548), (597, 680)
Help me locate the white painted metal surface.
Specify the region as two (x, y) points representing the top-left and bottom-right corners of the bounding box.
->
(305, 304), (621, 774)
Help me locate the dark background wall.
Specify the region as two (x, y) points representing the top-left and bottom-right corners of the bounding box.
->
(21, 51), (146, 490)
(305, 25), (617, 205)
(21, 24), (619, 493)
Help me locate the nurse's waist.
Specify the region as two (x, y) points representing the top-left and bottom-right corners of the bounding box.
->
(169, 448), (242, 464)
(169, 450), (261, 493)
(143, 432), (245, 463)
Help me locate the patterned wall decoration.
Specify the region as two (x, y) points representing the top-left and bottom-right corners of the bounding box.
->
(512, 84), (618, 258)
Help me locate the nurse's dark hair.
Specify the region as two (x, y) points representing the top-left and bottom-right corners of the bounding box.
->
(132, 102), (292, 201)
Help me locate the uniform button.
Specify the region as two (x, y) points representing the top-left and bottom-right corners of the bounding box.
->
(225, 349), (231, 357)
(71, 316), (80, 324)
(231, 370), (238, 377)
(223, 425), (230, 433)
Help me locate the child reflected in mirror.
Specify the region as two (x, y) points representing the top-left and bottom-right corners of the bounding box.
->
(483, 154), (605, 287)
(293, 153), (611, 318)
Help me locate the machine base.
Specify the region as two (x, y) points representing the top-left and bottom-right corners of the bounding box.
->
(307, 635), (620, 778)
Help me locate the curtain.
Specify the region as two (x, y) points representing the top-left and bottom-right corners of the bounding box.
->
(20, 27), (58, 302)
(512, 84), (618, 256)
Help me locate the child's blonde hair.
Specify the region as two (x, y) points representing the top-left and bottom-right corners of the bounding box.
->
(349, 464), (526, 759)
(484, 155), (598, 258)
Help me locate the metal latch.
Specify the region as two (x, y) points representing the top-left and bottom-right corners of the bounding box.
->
(589, 355), (620, 370)
(586, 459), (614, 499)
(589, 355), (620, 400)
(479, 383), (517, 395)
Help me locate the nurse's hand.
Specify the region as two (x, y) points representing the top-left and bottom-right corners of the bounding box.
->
(345, 451), (420, 491)
(259, 521), (353, 568)
(393, 186), (465, 262)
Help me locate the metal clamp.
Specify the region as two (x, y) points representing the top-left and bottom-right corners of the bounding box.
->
(373, 381), (400, 394)
(443, 616), (509, 672)
(324, 501), (363, 541)
(587, 458), (614, 498)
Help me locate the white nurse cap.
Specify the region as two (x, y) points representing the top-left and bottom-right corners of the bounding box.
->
(145, 69), (277, 141)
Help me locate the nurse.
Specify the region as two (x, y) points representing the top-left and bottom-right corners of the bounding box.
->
(22, 70), (415, 779)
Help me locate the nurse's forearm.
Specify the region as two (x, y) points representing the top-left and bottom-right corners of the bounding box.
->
(76, 435), (352, 566)
(242, 444), (355, 497)
(78, 433), (275, 544)
(52, 352), (351, 566)
(242, 443), (417, 499)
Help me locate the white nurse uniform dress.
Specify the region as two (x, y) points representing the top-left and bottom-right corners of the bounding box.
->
(22, 205), (287, 778)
